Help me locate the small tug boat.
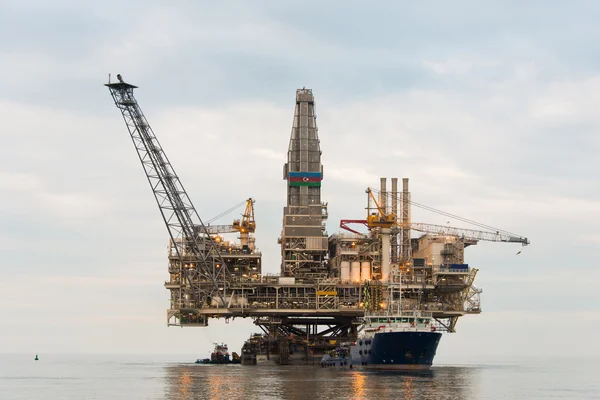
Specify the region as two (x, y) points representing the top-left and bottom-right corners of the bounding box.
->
(320, 345), (351, 368)
(195, 343), (241, 364)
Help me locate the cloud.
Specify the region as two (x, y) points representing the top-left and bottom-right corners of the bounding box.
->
(250, 148), (286, 161)
(439, 310), (600, 362)
(581, 234), (600, 244)
(483, 268), (600, 288)
(422, 59), (499, 76)
(0, 171), (39, 191)
(326, 167), (379, 186)
(40, 275), (161, 287)
(0, 171), (107, 223)
(530, 76), (600, 123)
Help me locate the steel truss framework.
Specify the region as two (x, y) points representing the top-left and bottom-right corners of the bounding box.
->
(106, 80), (228, 321)
(254, 316), (359, 364)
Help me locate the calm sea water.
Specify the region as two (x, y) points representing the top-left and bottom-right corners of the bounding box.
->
(1, 354), (599, 399)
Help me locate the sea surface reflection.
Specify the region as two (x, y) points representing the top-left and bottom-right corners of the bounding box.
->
(163, 364), (477, 400)
(1, 355), (597, 399)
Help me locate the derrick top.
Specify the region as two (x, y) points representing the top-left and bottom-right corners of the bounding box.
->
(296, 88), (314, 103)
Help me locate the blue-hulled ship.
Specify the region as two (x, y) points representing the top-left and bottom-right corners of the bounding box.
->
(348, 310), (441, 370)
(321, 271), (442, 370)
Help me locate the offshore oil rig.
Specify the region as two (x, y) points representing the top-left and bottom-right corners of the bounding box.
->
(106, 76), (528, 364)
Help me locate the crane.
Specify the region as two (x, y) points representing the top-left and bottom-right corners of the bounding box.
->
(340, 186), (530, 246)
(341, 187), (527, 281)
(366, 187), (395, 228)
(364, 187), (394, 280)
(405, 222), (528, 245)
(340, 219), (529, 245)
(105, 75), (227, 324)
(204, 198), (256, 252)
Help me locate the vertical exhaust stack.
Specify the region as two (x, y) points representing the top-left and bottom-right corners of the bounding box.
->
(380, 177), (390, 281)
(380, 177), (387, 215)
(391, 177), (399, 264)
(401, 178), (411, 263)
(381, 229), (391, 281)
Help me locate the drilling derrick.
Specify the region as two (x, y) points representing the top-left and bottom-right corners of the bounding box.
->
(105, 76), (228, 326)
(280, 88), (329, 279)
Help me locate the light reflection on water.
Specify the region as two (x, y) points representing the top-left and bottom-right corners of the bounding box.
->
(178, 371), (192, 398)
(351, 370), (366, 398)
(403, 376), (414, 399)
(163, 364), (477, 400)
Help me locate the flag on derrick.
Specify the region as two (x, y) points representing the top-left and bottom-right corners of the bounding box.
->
(289, 171), (322, 187)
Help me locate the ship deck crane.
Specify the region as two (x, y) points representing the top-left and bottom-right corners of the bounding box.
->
(105, 75), (227, 325)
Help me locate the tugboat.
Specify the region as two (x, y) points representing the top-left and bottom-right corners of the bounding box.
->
(195, 343), (241, 364)
(320, 345), (351, 368)
(321, 270), (442, 370)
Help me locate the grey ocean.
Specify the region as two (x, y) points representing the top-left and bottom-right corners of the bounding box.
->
(1, 354), (599, 399)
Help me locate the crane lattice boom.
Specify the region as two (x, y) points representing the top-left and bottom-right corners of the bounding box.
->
(340, 219), (529, 245)
(204, 225), (238, 234)
(407, 222), (529, 245)
(105, 77), (227, 312)
(359, 186), (529, 246)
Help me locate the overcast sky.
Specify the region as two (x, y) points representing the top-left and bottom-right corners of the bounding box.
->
(1, 0), (598, 362)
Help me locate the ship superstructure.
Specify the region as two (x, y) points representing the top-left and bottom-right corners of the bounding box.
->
(196, 343), (241, 364)
(106, 76), (528, 365)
